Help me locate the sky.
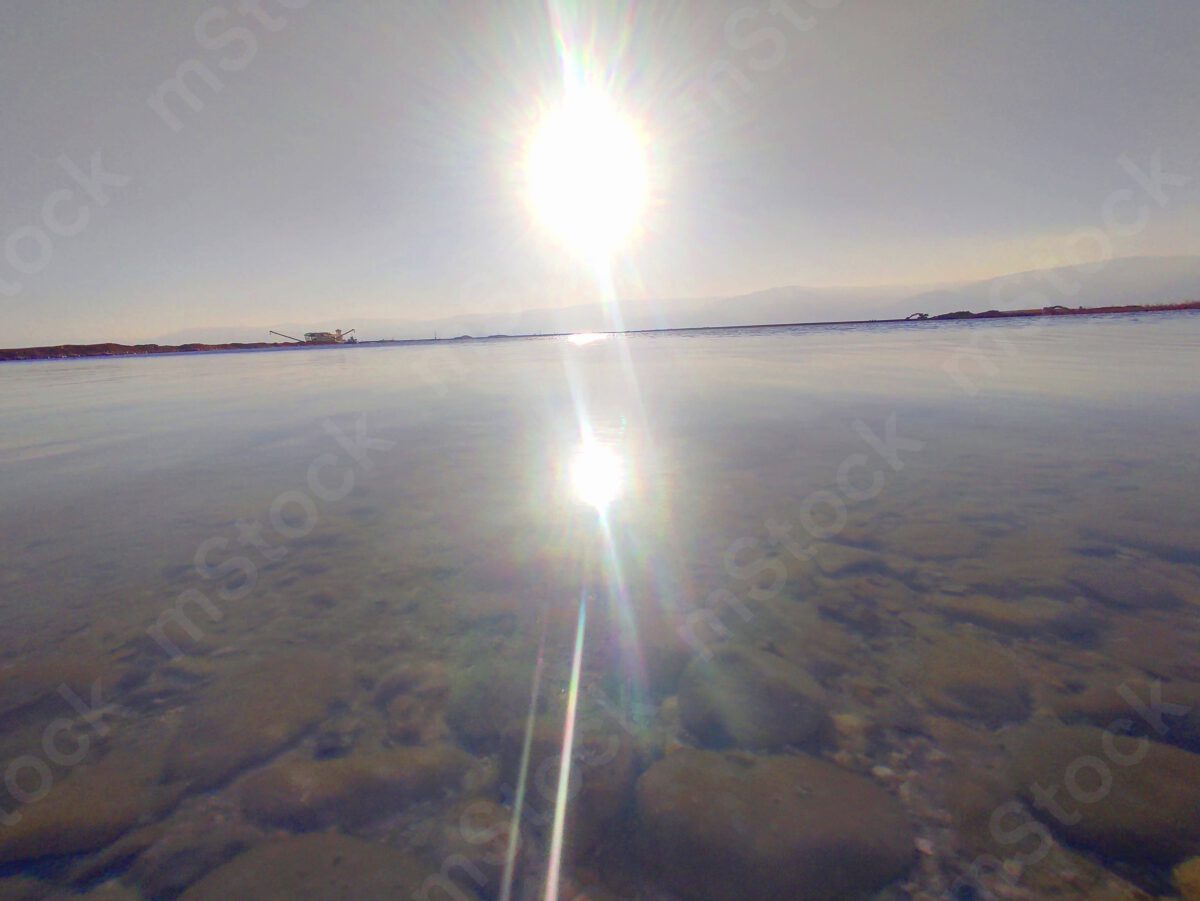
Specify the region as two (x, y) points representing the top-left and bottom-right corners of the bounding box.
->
(1, 0), (1199, 345)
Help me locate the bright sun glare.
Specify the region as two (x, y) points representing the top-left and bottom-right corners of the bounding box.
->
(570, 440), (623, 512)
(566, 332), (608, 346)
(525, 85), (648, 263)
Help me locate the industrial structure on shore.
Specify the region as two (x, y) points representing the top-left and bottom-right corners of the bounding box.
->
(268, 328), (357, 345)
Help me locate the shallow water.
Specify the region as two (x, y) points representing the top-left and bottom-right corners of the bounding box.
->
(1, 314), (1199, 899)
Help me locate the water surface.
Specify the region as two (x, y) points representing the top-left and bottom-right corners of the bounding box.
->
(1, 314), (1199, 899)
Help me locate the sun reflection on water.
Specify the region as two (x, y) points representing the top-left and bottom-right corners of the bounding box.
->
(569, 439), (623, 512)
(566, 332), (609, 346)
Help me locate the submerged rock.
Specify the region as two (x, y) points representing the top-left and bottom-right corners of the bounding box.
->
(127, 816), (260, 899)
(1068, 560), (1184, 609)
(75, 882), (142, 901)
(1047, 677), (1200, 754)
(0, 741), (176, 866)
(446, 654), (540, 749)
(1176, 857), (1200, 901)
(0, 653), (130, 724)
(932, 593), (1098, 641)
(163, 650), (350, 789)
(942, 765), (1018, 858)
(312, 713), (363, 759)
(499, 712), (638, 859)
(66, 822), (166, 886)
(677, 643), (829, 751)
(810, 585), (887, 638)
(1082, 514), (1200, 567)
(812, 542), (889, 577)
(1101, 614), (1200, 681)
(238, 743), (471, 830)
(378, 661), (449, 745)
(1005, 722), (1200, 866)
(178, 832), (476, 901)
(636, 748), (915, 900)
(722, 597), (861, 680)
(918, 635), (1030, 727)
(428, 798), (514, 899)
(881, 521), (983, 561)
(597, 610), (693, 700)
(0, 877), (54, 900)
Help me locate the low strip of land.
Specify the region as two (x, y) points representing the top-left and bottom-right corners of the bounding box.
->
(3, 300), (1197, 362)
(907, 300), (1200, 321)
(0, 341), (296, 362)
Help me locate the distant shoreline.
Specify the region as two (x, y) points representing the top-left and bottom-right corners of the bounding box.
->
(3, 300), (1197, 362)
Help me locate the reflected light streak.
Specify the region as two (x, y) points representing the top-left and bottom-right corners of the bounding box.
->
(544, 592), (587, 901)
(532, 8), (662, 897)
(499, 618), (549, 901)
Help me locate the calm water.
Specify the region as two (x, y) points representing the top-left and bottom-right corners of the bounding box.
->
(1, 314), (1199, 900)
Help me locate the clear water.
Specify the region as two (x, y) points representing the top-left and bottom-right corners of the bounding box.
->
(1, 314), (1198, 899)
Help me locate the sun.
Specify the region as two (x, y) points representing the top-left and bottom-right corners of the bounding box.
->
(524, 85), (648, 263)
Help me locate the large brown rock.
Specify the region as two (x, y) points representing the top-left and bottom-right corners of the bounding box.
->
(239, 743), (471, 830)
(678, 643), (829, 750)
(1005, 722), (1200, 866)
(636, 749), (915, 900)
(163, 650), (350, 789)
(178, 832), (477, 901)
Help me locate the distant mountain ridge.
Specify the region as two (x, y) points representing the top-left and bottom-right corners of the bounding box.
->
(898, 255), (1200, 320)
(154, 255), (1200, 344)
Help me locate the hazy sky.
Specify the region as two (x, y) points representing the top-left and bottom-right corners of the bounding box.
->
(2, 0), (1199, 344)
